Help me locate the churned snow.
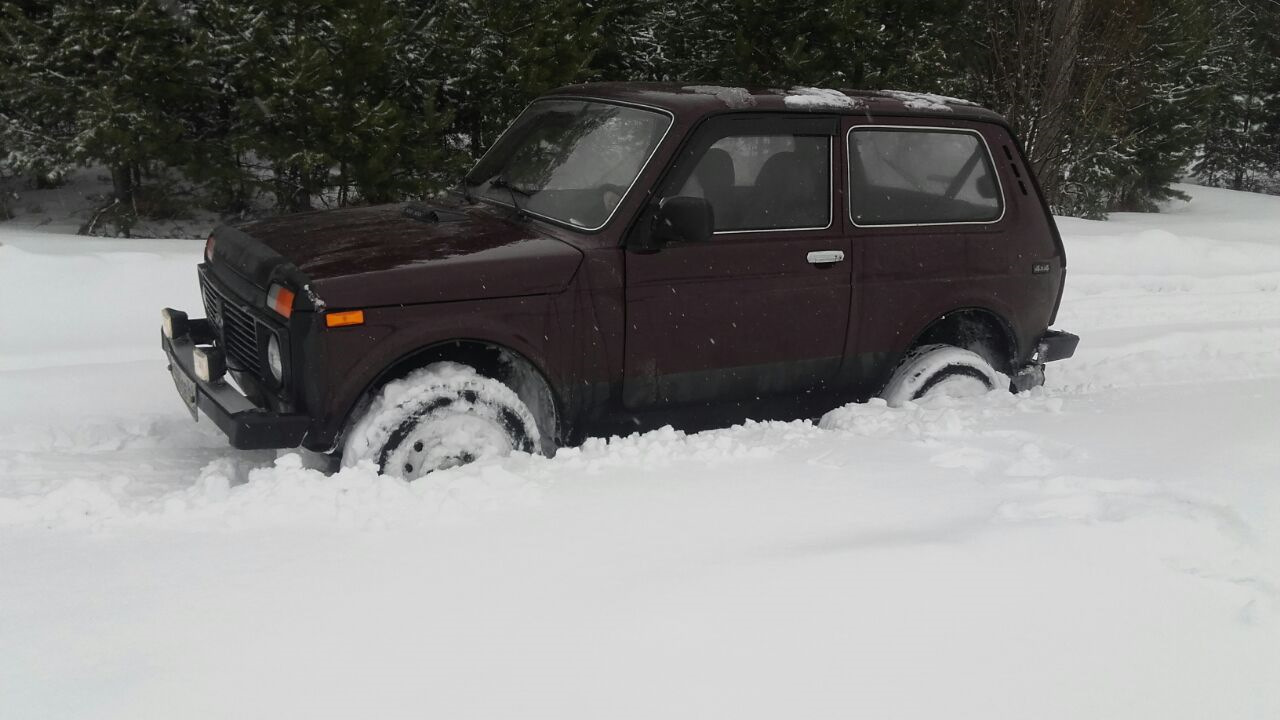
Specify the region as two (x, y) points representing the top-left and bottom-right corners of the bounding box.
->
(1, 184), (1279, 719)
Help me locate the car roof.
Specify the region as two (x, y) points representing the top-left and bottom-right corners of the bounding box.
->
(546, 81), (1008, 126)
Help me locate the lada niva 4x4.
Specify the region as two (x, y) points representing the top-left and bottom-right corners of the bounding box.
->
(162, 82), (1078, 478)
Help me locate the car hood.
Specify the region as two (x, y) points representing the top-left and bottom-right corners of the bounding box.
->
(212, 203), (583, 308)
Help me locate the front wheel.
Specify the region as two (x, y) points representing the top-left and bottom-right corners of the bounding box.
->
(879, 344), (1002, 407)
(341, 362), (541, 479)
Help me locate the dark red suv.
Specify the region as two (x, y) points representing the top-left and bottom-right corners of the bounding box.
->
(162, 82), (1077, 477)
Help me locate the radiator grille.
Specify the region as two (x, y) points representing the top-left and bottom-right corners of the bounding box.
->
(199, 272), (263, 377)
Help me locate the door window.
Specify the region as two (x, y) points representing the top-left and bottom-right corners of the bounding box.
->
(678, 134), (831, 232)
(849, 128), (1003, 226)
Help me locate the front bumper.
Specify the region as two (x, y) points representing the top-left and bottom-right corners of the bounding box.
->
(162, 316), (309, 450)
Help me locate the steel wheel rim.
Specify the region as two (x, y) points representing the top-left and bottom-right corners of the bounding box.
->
(386, 413), (514, 479)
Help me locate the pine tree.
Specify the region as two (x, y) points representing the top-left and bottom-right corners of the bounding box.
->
(177, 0), (256, 215)
(1, 0), (1256, 225)
(60, 2), (199, 217)
(2, 1), (207, 232)
(1195, 0), (1280, 193)
(425, 0), (603, 158)
(199, 0), (457, 212)
(592, 0), (962, 92)
(1106, 0), (1218, 211)
(0, 1), (77, 188)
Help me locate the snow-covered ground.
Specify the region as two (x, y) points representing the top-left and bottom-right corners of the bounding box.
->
(1, 184), (1277, 719)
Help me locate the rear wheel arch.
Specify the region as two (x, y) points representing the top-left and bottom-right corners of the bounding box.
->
(335, 339), (561, 457)
(910, 307), (1018, 374)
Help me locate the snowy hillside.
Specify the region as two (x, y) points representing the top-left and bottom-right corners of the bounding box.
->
(1, 184), (1278, 719)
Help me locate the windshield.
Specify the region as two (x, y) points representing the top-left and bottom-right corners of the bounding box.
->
(465, 99), (672, 230)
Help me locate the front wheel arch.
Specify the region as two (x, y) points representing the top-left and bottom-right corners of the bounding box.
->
(334, 339), (561, 458)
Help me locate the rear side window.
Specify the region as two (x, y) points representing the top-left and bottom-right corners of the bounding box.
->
(849, 128), (1003, 226)
(679, 134), (831, 232)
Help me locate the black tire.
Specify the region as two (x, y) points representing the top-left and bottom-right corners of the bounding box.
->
(341, 362), (540, 479)
(879, 344), (1002, 407)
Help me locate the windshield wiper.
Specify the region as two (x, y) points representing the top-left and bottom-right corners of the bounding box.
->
(489, 176), (532, 218)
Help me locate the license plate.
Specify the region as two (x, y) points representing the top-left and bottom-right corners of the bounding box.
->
(167, 348), (199, 422)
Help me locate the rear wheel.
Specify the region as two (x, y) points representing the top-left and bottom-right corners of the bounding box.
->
(880, 344), (1002, 407)
(341, 362), (540, 479)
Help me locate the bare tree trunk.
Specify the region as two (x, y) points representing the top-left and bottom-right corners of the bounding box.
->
(111, 164), (134, 205)
(1035, 0), (1084, 196)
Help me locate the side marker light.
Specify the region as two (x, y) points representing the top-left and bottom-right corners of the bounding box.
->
(325, 310), (365, 328)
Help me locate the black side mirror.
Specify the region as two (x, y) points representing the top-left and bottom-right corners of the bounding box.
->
(647, 196), (714, 250)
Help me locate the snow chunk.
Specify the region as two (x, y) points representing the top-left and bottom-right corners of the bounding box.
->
(302, 283), (326, 310)
(784, 87), (863, 111)
(879, 90), (975, 112)
(683, 85), (756, 109)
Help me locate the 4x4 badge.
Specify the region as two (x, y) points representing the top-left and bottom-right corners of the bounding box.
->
(1032, 262), (1051, 274)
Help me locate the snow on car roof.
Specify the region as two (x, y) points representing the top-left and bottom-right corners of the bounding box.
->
(783, 86), (866, 111)
(547, 82), (1002, 123)
(680, 85), (758, 109)
(878, 89), (978, 111)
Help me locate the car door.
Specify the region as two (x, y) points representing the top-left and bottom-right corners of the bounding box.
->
(623, 115), (852, 409)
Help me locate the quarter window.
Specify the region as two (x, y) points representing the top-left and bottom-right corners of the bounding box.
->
(679, 134), (830, 232)
(849, 128), (1002, 226)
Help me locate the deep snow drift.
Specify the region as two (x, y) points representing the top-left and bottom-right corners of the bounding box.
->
(1, 184), (1278, 719)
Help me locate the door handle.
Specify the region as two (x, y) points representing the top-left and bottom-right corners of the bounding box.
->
(806, 250), (845, 265)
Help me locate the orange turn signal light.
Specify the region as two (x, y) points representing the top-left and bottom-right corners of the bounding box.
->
(267, 284), (295, 319)
(325, 310), (365, 328)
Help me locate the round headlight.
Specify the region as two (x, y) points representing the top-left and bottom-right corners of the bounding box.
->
(267, 334), (284, 383)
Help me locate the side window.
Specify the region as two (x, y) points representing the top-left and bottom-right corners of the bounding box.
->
(849, 128), (1003, 226)
(678, 134), (830, 232)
